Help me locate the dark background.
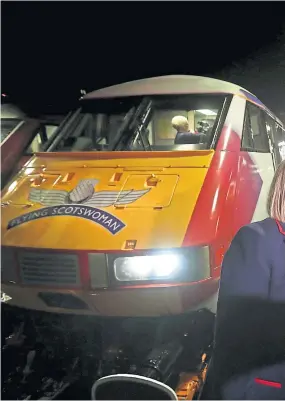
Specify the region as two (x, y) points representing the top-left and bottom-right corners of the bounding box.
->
(2, 1), (285, 119)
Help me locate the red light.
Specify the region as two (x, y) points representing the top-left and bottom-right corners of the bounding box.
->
(255, 378), (282, 389)
(2, 93), (7, 97)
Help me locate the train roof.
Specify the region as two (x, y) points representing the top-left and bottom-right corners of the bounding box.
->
(1, 103), (26, 119)
(83, 75), (282, 126)
(83, 75), (253, 99)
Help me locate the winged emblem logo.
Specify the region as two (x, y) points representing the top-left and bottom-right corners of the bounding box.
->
(28, 179), (150, 207)
(7, 179), (150, 234)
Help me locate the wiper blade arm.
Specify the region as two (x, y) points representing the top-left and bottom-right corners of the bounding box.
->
(131, 101), (153, 151)
(108, 106), (136, 151)
(110, 97), (152, 151)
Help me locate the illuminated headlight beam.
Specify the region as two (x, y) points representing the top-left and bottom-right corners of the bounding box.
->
(114, 253), (181, 281)
(113, 247), (210, 283)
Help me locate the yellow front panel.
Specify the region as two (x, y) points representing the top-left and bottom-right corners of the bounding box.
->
(1, 151), (214, 250)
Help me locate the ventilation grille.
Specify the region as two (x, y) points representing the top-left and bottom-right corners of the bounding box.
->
(18, 251), (80, 287)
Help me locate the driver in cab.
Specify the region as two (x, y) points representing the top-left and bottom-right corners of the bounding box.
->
(172, 116), (207, 145)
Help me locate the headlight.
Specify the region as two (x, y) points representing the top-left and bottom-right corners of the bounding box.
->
(113, 247), (210, 283)
(114, 253), (182, 281)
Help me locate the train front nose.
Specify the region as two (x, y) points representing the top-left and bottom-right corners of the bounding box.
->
(1, 245), (219, 316)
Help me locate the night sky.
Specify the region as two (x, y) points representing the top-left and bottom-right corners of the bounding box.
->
(2, 2), (285, 118)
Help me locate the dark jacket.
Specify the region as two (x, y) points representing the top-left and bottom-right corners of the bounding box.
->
(174, 131), (207, 145)
(205, 218), (285, 400)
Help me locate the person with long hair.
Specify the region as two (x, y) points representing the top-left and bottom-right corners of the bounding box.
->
(204, 160), (285, 400)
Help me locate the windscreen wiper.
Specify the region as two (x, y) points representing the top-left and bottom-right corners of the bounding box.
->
(43, 108), (82, 152)
(130, 99), (152, 151)
(108, 106), (136, 151)
(110, 97), (153, 151)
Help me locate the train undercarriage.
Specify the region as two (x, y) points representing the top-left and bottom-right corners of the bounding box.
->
(1, 303), (215, 400)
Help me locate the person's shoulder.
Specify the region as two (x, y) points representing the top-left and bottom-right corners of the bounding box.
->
(241, 217), (279, 234)
(236, 218), (280, 244)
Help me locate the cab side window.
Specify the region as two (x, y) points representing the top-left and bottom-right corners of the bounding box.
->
(264, 113), (282, 166)
(276, 125), (285, 161)
(25, 124), (58, 154)
(0, 119), (23, 143)
(242, 102), (270, 152)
